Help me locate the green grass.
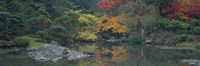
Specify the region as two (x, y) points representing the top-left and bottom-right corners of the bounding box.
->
(21, 36), (46, 49)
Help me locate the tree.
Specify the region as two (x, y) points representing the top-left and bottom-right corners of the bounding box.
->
(162, 0), (200, 20)
(77, 12), (99, 41)
(53, 10), (80, 41)
(98, 0), (132, 11)
(25, 16), (52, 34)
(0, 12), (24, 40)
(95, 16), (127, 33)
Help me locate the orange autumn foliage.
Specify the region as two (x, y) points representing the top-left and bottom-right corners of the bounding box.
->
(95, 16), (127, 33)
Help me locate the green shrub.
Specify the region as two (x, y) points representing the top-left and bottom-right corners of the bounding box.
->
(156, 18), (190, 33)
(12, 37), (30, 47)
(37, 25), (73, 45)
(170, 34), (191, 44)
(0, 40), (13, 48)
(190, 19), (200, 26)
(36, 31), (49, 40)
(98, 31), (112, 39)
(193, 27), (200, 35)
(128, 35), (145, 43)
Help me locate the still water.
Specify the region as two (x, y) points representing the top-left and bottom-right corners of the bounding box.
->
(0, 42), (199, 66)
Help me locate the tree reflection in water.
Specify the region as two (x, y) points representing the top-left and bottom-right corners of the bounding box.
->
(94, 45), (129, 66)
(76, 43), (192, 66)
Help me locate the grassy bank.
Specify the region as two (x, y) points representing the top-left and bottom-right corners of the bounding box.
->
(21, 36), (46, 49)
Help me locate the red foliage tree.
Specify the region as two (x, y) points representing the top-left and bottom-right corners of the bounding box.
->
(98, 0), (132, 11)
(162, 0), (200, 20)
(181, 0), (200, 17)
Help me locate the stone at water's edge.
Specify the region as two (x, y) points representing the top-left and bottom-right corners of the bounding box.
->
(181, 59), (200, 66)
(27, 44), (91, 62)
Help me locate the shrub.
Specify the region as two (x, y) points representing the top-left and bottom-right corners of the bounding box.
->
(12, 37), (30, 47)
(192, 35), (200, 43)
(169, 34), (192, 44)
(77, 31), (98, 42)
(190, 19), (200, 26)
(0, 40), (13, 48)
(193, 27), (200, 35)
(98, 31), (113, 39)
(149, 30), (175, 45)
(156, 18), (191, 33)
(37, 25), (73, 45)
(128, 35), (145, 43)
(36, 31), (49, 38)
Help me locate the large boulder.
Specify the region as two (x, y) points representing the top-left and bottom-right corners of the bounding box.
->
(27, 44), (91, 62)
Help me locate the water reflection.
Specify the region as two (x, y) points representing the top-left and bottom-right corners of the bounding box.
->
(0, 42), (199, 66)
(95, 46), (129, 66)
(76, 43), (182, 66)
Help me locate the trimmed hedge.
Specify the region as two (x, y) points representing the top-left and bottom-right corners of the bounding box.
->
(12, 37), (30, 47)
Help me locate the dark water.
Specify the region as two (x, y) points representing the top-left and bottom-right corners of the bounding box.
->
(0, 42), (199, 66)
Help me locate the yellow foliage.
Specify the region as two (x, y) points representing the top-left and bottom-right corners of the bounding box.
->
(78, 44), (98, 52)
(95, 16), (128, 33)
(67, 11), (99, 41)
(78, 31), (98, 41)
(78, 14), (99, 24)
(65, 10), (82, 15)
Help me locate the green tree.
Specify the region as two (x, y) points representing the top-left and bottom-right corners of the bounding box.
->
(25, 16), (52, 34)
(54, 10), (80, 40)
(0, 12), (24, 40)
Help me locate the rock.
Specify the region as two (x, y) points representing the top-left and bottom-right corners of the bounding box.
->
(27, 44), (91, 62)
(106, 36), (129, 42)
(50, 41), (59, 45)
(83, 51), (94, 56)
(66, 50), (90, 60)
(142, 39), (152, 44)
(106, 39), (120, 42)
(157, 46), (196, 50)
(8, 48), (26, 54)
(181, 59), (200, 66)
(9, 48), (20, 54)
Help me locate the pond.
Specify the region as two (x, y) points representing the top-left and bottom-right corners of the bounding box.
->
(0, 42), (200, 66)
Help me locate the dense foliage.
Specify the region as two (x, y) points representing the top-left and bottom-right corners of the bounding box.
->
(0, 0), (200, 47)
(0, 12), (24, 40)
(162, 0), (200, 20)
